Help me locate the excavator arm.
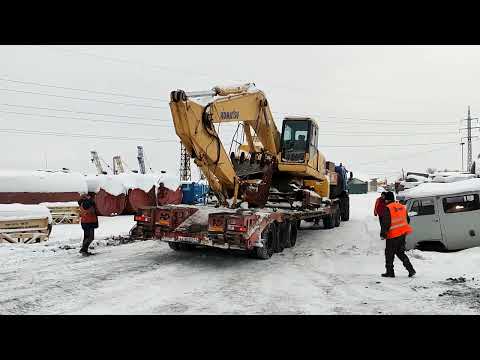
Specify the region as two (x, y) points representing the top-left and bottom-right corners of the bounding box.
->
(169, 84), (280, 206)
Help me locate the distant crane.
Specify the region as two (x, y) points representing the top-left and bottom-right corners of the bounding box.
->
(137, 146), (146, 174)
(113, 155), (125, 175)
(91, 151), (107, 175)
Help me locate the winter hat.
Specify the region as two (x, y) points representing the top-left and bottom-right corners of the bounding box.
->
(384, 191), (395, 201)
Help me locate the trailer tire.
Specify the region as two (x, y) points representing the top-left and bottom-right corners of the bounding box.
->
(340, 196), (350, 221)
(289, 224), (297, 248)
(323, 214), (334, 229)
(168, 242), (181, 251)
(334, 207), (341, 227)
(255, 224), (275, 259)
(279, 221), (291, 250)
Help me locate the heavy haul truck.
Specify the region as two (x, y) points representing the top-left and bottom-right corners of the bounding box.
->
(133, 83), (350, 259)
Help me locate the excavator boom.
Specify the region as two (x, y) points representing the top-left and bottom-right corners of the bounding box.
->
(170, 84), (280, 206)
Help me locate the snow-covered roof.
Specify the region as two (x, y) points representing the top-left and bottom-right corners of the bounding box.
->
(0, 204), (52, 223)
(431, 174), (476, 183)
(0, 170), (87, 194)
(399, 178), (480, 199)
(85, 173), (180, 196)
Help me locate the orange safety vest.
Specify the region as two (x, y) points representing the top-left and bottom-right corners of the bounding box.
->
(386, 202), (413, 239)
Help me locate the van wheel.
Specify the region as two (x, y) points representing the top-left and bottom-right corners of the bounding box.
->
(255, 224), (275, 259)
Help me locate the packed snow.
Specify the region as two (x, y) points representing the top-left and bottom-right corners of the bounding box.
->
(1, 193), (480, 314)
(0, 170), (88, 194)
(0, 204), (52, 223)
(40, 202), (79, 208)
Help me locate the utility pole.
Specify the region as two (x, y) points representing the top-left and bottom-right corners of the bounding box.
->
(460, 106), (479, 172)
(460, 142), (465, 172)
(179, 142), (191, 182)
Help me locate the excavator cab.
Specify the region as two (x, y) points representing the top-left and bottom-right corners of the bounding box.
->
(280, 117), (318, 163)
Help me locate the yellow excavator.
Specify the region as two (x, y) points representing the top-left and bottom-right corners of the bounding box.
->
(169, 83), (348, 213)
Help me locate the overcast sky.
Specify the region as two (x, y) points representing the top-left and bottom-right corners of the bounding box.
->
(0, 45), (478, 181)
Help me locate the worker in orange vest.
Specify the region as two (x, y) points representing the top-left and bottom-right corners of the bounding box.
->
(78, 194), (99, 256)
(380, 191), (416, 278)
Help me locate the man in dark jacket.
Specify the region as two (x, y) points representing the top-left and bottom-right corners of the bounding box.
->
(78, 195), (99, 256)
(380, 191), (416, 278)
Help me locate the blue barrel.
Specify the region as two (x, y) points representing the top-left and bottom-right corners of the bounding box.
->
(181, 182), (209, 205)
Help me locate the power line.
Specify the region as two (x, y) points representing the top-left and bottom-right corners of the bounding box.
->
(319, 141), (458, 148)
(272, 111), (458, 126)
(320, 131), (455, 136)
(0, 103), (168, 121)
(0, 88), (168, 109)
(0, 126), (178, 143)
(39, 45), (232, 83)
(355, 141), (476, 167)
(0, 109), (174, 128)
(0, 76), (167, 102)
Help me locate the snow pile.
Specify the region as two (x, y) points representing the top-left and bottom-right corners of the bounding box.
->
(0, 170), (87, 194)
(400, 178), (480, 199)
(40, 202), (79, 208)
(0, 204), (52, 223)
(85, 173), (180, 196)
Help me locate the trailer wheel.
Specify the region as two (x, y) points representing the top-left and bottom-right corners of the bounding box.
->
(323, 214), (334, 229)
(289, 224), (297, 248)
(334, 207), (341, 227)
(255, 224), (275, 259)
(168, 242), (181, 251)
(279, 221), (291, 250)
(340, 196), (350, 221)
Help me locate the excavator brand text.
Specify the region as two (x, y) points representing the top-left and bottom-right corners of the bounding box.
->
(220, 111), (240, 120)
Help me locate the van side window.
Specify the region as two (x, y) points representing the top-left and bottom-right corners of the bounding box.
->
(419, 198), (435, 215)
(442, 194), (480, 214)
(410, 198), (435, 216)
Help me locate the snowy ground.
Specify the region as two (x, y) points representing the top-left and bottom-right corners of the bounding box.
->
(1, 193), (480, 315)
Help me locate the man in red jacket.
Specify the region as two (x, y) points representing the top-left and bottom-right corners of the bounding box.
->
(374, 192), (387, 225)
(78, 194), (99, 256)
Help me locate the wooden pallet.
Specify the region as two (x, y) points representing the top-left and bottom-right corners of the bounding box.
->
(46, 205), (80, 225)
(0, 217), (50, 244)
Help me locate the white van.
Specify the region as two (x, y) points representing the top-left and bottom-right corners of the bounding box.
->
(397, 178), (480, 251)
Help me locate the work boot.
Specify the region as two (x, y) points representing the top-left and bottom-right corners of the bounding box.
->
(404, 261), (416, 277)
(382, 266), (395, 278)
(381, 272), (395, 278)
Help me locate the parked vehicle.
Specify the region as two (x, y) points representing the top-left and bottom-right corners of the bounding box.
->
(397, 178), (480, 251)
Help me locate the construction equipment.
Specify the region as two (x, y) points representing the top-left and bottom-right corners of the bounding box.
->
(113, 156), (125, 175)
(137, 146), (146, 175)
(133, 84), (350, 259)
(90, 151), (107, 175)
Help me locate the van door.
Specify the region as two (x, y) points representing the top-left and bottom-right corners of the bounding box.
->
(439, 193), (480, 250)
(406, 197), (443, 249)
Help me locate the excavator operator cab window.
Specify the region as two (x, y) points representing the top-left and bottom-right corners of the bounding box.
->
(281, 119), (311, 162)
